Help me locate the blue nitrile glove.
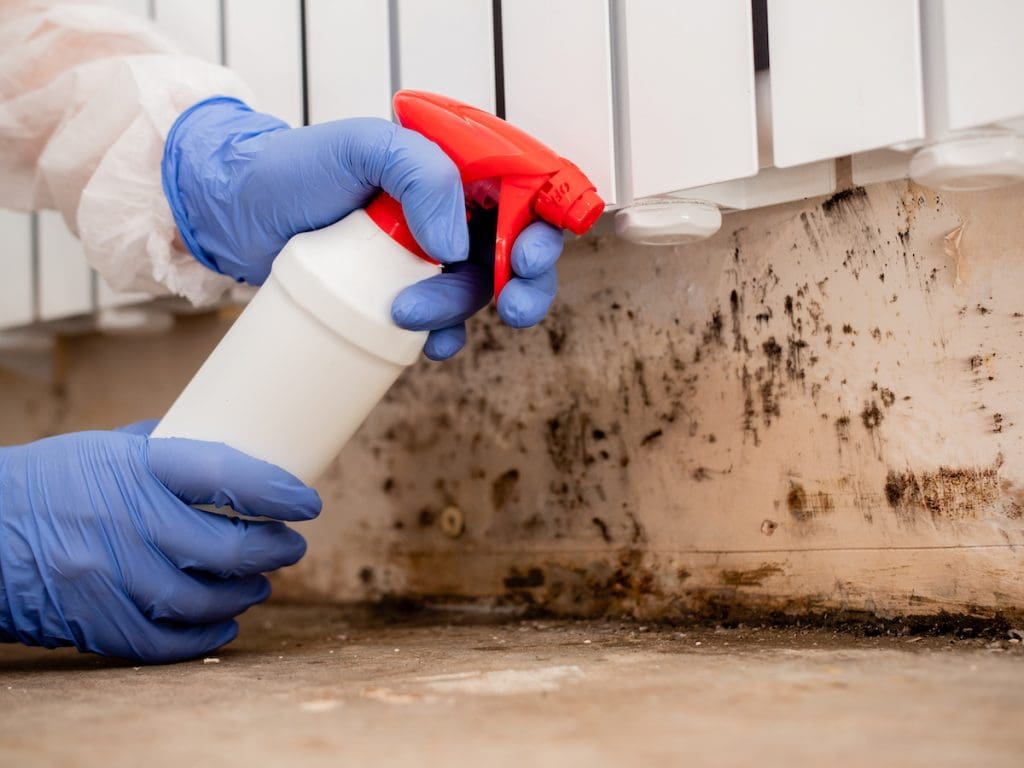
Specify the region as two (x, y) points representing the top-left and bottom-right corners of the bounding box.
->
(392, 216), (565, 360)
(0, 421), (321, 663)
(162, 97), (564, 361)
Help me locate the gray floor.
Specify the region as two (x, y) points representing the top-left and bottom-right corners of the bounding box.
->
(1, 604), (1022, 767)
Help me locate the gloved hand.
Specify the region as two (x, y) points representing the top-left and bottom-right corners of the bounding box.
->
(0, 422), (321, 663)
(162, 97), (564, 361)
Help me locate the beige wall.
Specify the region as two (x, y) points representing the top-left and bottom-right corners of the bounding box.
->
(3, 181), (1023, 620)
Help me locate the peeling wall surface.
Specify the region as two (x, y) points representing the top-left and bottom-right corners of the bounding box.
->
(3, 182), (1024, 620)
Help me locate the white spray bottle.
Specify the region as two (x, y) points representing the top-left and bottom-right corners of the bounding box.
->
(152, 91), (604, 483)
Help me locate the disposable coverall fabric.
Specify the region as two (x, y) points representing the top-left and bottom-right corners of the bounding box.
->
(0, 0), (252, 305)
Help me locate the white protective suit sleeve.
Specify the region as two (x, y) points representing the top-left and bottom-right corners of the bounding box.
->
(0, 0), (257, 305)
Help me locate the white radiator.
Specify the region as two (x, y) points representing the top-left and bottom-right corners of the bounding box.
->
(3, 0), (1023, 334)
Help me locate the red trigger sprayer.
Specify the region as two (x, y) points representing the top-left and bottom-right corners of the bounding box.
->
(153, 91), (606, 483)
(367, 90), (605, 297)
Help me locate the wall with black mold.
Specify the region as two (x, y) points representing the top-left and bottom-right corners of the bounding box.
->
(3, 180), (1023, 620)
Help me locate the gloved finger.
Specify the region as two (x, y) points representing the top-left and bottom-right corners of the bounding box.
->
(150, 509), (308, 577)
(114, 419), (159, 436)
(132, 569), (271, 624)
(424, 324), (468, 361)
(147, 438), (322, 521)
(132, 620), (239, 664)
(496, 267), (559, 329)
(511, 221), (564, 279)
(391, 261), (491, 331)
(379, 125), (469, 264)
(103, 608), (238, 664)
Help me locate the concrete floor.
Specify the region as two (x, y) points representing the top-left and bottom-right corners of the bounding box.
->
(1, 604), (1022, 768)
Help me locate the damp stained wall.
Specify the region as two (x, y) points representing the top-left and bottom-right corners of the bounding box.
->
(2, 181), (1023, 620)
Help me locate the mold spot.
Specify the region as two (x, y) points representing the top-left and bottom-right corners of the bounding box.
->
(547, 326), (567, 355)
(640, 429), (663, 447)
(861, 401), (884, 430)
(786, 482), (835, 521)
(835, 415), (851, 442)
(491, 469), (521, 511)
(503, 567), (545, 590)
(720, 563), (784, 587)
(821, 186), (867, 216)
(762, 337), (783, 362)
(591, 517), (612, 543)
(787, 484), (808, 519)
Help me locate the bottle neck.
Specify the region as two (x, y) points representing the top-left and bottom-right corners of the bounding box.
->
(365, 193), (437, 265)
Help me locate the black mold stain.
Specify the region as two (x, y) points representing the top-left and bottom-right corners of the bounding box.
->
(503, 567), (545, 589)
(626, 510), (647, 544)
(835, 415), (851, 442)
(591, 517), (612, 543)
(883, 466), (1010, 522)
(633, 358), (653, 408)
(695, 310), (726, 362)
(861, 401), (884, 430)
(762, 337), (783, 362)
(491, 468), (521, 511)
(821, 186), (867, 216)
(547, 325), (567, 354)
(799, 211), (819, 249)
(729, 289), (745, 352)
(640, 429), (663, 446)
(741, 365), (760, 446)
(786, 338), (808, 381)
(879, 388), (896, 408)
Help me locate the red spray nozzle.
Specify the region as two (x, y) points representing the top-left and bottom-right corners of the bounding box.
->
(367, 91), (605, 298)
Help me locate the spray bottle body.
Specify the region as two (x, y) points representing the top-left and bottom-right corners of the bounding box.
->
(150, 209), (439, 483)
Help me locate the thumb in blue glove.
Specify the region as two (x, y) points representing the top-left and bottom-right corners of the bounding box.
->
(0, 425), (321, 663)
(163, 96), (469, 284)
